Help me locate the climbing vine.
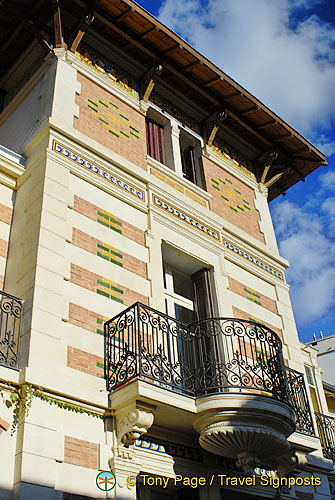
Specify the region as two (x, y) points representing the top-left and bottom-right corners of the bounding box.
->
(0, 381), (103, 435)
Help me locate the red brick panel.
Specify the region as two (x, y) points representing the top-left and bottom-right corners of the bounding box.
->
(0, 203), (12, 225)
(68, 303), (100, 334)
(203, 157), (265, 243)
(73, 195), (146, 246)
(0, 417), (10, 434)
(228, 277), (278, 314)
(69, 263), (149, 306)
(67, 346), (103, 378)
(74, 74), (147, 170)
(64, 435), (99, 469)
(72, 228), (147, 279)
(0, 238), (8, 259)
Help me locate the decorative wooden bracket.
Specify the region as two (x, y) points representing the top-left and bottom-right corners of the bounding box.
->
(206, 111), (227, 147)
(141, 65), (163, 102)
(70, 11), (95, 52)
(51, 0), (66, 48)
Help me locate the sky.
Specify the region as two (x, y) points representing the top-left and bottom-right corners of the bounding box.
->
(136, 0), (335, 342)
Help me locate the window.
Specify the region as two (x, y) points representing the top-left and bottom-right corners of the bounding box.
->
(163, 246), (215, 323)
(146, 118), (165, 164)
(179, 129), (204, 189)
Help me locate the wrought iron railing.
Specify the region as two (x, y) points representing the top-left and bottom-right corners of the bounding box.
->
(104, 302), (289, 403)
(315, 412), (335, 462)
(0, 290), (23, 368)
(286, 368), (315, 436)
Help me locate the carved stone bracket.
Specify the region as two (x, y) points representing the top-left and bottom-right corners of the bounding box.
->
(116, 401), (155, 447)
(276, 450), (307, 477)
(236, 452), (261, 474)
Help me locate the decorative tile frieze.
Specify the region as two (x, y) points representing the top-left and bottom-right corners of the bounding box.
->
(52, 140), (145, 201)
(135, 438), (203, 462)
(211, 140), (255, 180)
(223, 239), (284, 280)
(153, 194), (219, 241)
(75, 46), (137, 98)
(149, 91), (199, 133)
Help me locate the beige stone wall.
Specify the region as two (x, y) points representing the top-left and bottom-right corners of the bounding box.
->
(0, 194), (13, 290)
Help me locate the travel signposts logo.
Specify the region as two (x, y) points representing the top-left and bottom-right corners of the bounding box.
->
(96, 471), (116, 491)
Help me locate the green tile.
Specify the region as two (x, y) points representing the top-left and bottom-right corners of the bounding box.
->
(119, 113), (129, 121)
(236, 206), (244, 211)
(211, 179), (219, 185)
(88, 104), (98, 112)
(110, 285), (123, 294)
(219, 179), (226, 184)
(110, 258), (123, 267)
(97, 279), (110, 288)
(229, 206), (238, 212)
(109, 101), (119, 109)
(109, 249), (123, 259)
(97, 211), (109, 220)
(110, 226), (122, 234)
(129, 131), (139, 139)
(225, 178), (233, 184)
(96, 361), (104, 369)
(99, 100), (108, 107)
(120, 131), (130, 138)
(243, 205), (251, 210)
(109, 217), (122, 226)
(97, 252), (110, 261)
(109, 130), (119, 137)
(221, 195), (229, 201)
(96, 318), (103, 324)
(98, 117), (108, 125)
(97, 289), (110, 298)
(96, 328), (104, 336)
(234, 189), (242, 194)
(212, 185), (220, 191)
(97, 219), (109, 228)
(88, 99), (98, 106)
(130, 126), (139, 133)
(110, 295), (124, 304)
(242, 199), (250, 205)
(97, 243), (110, 252)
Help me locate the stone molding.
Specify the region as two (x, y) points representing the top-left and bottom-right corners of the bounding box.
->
(116, 402), (155, 447)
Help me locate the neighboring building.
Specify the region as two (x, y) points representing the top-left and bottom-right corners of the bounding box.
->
(0, 1), (334, 499)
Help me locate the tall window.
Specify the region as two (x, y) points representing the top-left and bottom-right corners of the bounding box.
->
(179, 129), (204, 189)
(146, 118), (165, 165)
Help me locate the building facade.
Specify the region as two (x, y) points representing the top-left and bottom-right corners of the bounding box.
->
(0, 1), (334, 499)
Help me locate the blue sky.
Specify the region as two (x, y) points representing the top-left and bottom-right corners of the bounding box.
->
(135, 0), (335, 343)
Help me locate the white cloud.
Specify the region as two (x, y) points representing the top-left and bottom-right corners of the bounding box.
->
(271, 200), (335, 324)
(319, 169), (335, 189)
(158, 0), (335, 138)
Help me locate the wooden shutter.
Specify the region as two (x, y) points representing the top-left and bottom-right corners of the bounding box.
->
(192, 268), (214, 320)
(182, 146), (197, 184)
(146, 118), (165, 164)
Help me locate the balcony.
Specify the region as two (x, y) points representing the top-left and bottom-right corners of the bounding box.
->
(315, 412), (335, 463)
(105, 302), (296, 471)
(0, 290), (23, 369)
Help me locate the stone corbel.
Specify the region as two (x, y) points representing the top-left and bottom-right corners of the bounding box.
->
(258, 182), (268, 197)
(116, 401), (155, 447)
(276, 450), (307, 477)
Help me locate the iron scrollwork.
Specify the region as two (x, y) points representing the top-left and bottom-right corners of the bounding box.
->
(315, 412), (335, 462)
(286, 368), (315, 436)
(104, 302), (289, 405)
(0, 291), (23, 368)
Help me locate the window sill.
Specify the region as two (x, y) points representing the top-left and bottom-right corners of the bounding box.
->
(147, 155), (212, 206)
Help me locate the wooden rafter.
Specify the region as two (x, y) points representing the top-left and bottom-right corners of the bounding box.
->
(70, 11), (94, 52)
(51, 0), (65, 48)
(141, 64), (163, 102)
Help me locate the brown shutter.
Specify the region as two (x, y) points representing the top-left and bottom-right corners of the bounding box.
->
(182, 146), (197, 184)
(192, 268), (214, 320)
(146, 118), (165, 164)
